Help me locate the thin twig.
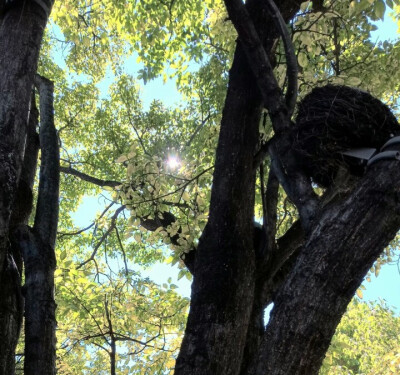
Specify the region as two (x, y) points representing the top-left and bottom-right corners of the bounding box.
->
(114, 226), (129, 275)
(58, 201), (115, 238)
(77, 205), (126, 269)
(186, 114), (213, 147)
(129, 166), (214, 205)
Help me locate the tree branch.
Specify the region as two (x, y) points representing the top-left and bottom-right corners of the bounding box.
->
(265, 220), (303, 288)
(65, 285), (109, 345)
(114, 226), (129, 275)
(60, 166), (121, 188)
(57, 202), (115, 238)
(33, 74), (59, 247)
(185, 114), (213, 147)
(224, 0), (319, 229)
(77, 205), (125, 269)
(262, 0), (298, 117)
(264, 167), (279, 254)
(223, 0), (288, 125)
(269, 138), (319, 231)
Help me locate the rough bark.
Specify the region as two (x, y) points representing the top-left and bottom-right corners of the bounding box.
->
(176, 0), (400, 374)
(10, 96), (40, 231)
(0, 93), (38, 375)
(0, 255), (23, 375)
(219, 2), (400, 372)
(21, 75), (59, 375)
(175, 44), (260, 375)
(249, 160), (400, 374)
(0, 0), (53, 272)
(0, 1), (54, 373)
(175, 2), (301, 374)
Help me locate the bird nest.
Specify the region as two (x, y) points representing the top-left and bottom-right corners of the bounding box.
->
(292, 85), (400, 187)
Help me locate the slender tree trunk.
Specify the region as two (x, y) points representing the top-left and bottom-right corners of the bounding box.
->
(21, 76), (59, 375)
(110, 340), (116, 375)
(106, 300), (117, 375)
(0, 2), (54, 372)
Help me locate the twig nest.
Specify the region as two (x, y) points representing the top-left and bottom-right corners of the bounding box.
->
(292, 85), (400, 187)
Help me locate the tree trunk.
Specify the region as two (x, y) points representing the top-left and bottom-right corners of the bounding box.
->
(175, 2), (300, 374)
(176, 0), (400, 374)
(175, 44), (261, 375)
(0, 257), (23, 375)
(249, 161), (400, 374)
(22, 76), (59, 375)
(0, 2), (54, 373)
(110, 340), (116, 375)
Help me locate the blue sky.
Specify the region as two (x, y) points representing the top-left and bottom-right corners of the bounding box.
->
(363, 262), (400, 309)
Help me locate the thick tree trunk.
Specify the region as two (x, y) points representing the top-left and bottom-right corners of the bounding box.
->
(215, 1), (400, 373)
(175, 2), (300, 374)
(0, 258), (23, 375)
(249, 160), (400, 375)
(4, 94), (40, 375)
(175, 43), (261, 375)
(0, 99), (38, 373)
(16, 227), (58, 375)
(0, 2), (54, 373)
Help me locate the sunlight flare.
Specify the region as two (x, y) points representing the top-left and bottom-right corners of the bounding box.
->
(166, 155), (181, 170)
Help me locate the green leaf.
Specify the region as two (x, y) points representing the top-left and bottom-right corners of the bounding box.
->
(349, 1), (356, 15)
(298, 52), (308, 68)
(116, 154), (128, 163)
(134, 233), (142, 243)
(375, 0), (386, 19)
(300, 1), (310, 11)
(347, 76), (362, 86)
(182, 191), (190, 201)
